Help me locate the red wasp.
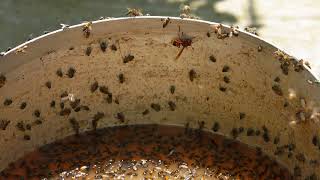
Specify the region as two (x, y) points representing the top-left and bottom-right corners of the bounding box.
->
(172, 26), (193, 60)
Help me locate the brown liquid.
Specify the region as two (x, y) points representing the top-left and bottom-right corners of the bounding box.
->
(0, 125), (292, 180)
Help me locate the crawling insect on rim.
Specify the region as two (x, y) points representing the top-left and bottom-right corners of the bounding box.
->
(0, 16), (320, 179)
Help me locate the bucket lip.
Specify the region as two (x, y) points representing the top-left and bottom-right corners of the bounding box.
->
(1, 16), (319, 80)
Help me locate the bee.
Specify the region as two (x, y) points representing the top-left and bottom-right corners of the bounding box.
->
(126, 8), (143, 17)
(82, 21), (92, 38)
(211, 24), (228, 39)
(162, 17), (170, 28)
(15, 45), (28, 54)
(172, 26), (193, 60)
(0, 119), (10, 130)
(229, 25), (239, 37)
(60, 23), (70, 30)
(244, 27), (258, 36)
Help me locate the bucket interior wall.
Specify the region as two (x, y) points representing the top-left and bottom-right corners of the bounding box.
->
(0, 17), (320, 179)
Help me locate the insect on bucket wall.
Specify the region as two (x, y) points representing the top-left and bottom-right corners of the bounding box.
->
(0, 17), (320, 179)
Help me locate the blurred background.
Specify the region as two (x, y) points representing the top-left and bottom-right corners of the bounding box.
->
(0, 0), (319, 77)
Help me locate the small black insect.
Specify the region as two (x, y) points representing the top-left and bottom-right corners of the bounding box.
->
(33, 110), (40, 117)
(50, 100), (56, 108)
(247, 128), (254, 136)
(116, 112), (125, 123)
(0, 119), (10, 130)
(142, 109), (149, 115)
(100, 41), (108, 52)
(239, 112), (246, 120)
(168, 101), (176, 111)
(23, 135), (31, 141)
(189, 69), (197, 82)
(43, 81), (52, 91)
(209, 55), (216, 62)
(118, 73), (125, 83)
(19, 102), (27, 110)
(151, 103), (161, 112)
(123, 54), (134, 63)
(272, 84), (283, 96)
(92, 112), (105, 130)
(109, 44), (117, 51)
(85, 46), (92, 56)
(91, 81), (99, 93)
(223, 76), (230, 83)
(170, 85), (175, 94)
(3, 98), (12, 106)
(219, 86), (227, 92)
(0, 73), (6, 88)
(222, 65), (230, 72)
(99, 86), (110, 94)
(66, 67), (76, 78)
(56, 68), (63, 77)
(212, 122), (220, 132)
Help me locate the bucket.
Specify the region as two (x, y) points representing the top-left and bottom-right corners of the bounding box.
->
(0, 17), (319, 179)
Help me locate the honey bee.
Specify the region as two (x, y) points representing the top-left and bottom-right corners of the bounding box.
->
(82, 21), (92, 38)
(210, 24), (228, 39)
(126, 8), (143, 17)
(162, 17), (170, 28)
(15, 45), (28, 54)
(244, 27), (258, 36)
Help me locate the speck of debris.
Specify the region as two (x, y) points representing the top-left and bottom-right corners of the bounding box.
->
(258, 46), (262, 52)
(168, 101), (176, 111)
(20, 102), (27, 110)
(23, 135), (31, 141)
(3, 98), (12, 106)
(212, 122), (220, 132)
(114, 98), (119, 104)
(209, 55), (216, 62)
(142, 109), (149, 115)
(91, 81), (99, 93)
(274, 77), (280, 82)
(118, 73), (125, 83)
(110, 44), (117, 51)
(0, 73), (6, 88)
(0, 119), (10, 130)
(85, 46), (92, 56)
(60, 108), (71, 116)
(67, 67), (76, 78)
(105, 94), (112, 104)
(223, 76), (230, 83)
(45, 81), (51, 89)
(151, 103), (161, 112)
(239, 112), (246, 120)
(288, 143), (296, 151)
(170, 85), (175, 94)
(272, 84), (283, 96)
(69, 46), (74, 50)
(56, 69), (63, 77)
(284, 101), (289, 107)
(100, 41), (107, 52)
(50, 100), (56, 108)
(33, 110), (40, 117)
(206, 32), (211, 37)
(189, 69), (196, 82)
(274, 137), (280, 144)
(116, 112), (125, 123)
(123, 54), (134, 63)
(222, 65), (230, 72)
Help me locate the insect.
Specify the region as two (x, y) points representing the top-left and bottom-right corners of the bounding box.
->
(162, 17), (170, 28)
(15, 45), (28, 54)
(126, 8), (143, 17)
(244, 27), (258, 36)
(211, 24), (228, 39)
(82, 21), (92, 38)
(172, 26), (193, 60)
